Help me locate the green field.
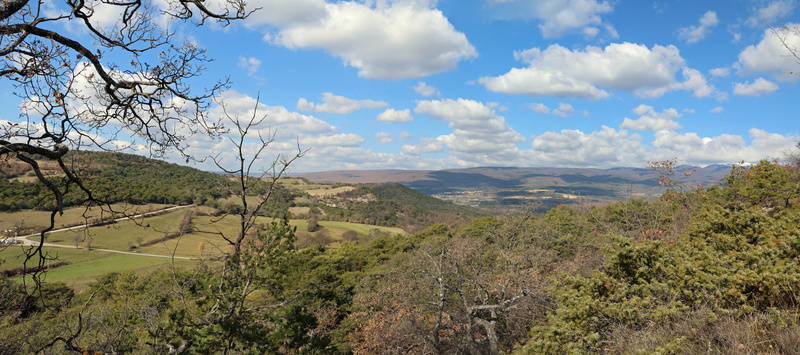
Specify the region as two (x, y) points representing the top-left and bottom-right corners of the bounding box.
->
(0, 246), (198, 293)
(1, 206), (406, 291)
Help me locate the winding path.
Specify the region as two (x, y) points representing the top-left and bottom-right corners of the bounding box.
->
(13, 205), (199, 260)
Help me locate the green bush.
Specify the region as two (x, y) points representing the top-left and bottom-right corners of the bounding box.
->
(523, 204), (800, 354)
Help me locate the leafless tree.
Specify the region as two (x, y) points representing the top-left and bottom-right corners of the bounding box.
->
(161, 96), (306, 353)
(0, 0), (253, 290)
(352, 211), (551, 354)
(772, 22), (800, 76)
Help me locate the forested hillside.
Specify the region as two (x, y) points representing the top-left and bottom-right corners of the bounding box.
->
(317, 183), (484, 231)
(0, 151), (231, 211)
(1, 152), (480, 232)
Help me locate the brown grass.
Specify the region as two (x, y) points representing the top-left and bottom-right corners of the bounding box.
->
(606, 308), (800, 354)
(0, 203), (171, 232)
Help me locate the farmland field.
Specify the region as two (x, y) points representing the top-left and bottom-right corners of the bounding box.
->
(1, 205), (406, 289)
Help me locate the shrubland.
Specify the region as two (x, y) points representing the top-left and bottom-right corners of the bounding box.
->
(2, 157), (800, 353)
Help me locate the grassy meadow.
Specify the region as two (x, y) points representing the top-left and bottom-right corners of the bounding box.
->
(1, 204), (405, 290)
(0, 203), (171, 232)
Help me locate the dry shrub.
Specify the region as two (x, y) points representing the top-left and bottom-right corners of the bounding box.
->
(295, 230), (332, 249)
(607, 307), (800, 354)
(1, 261), (70, 277)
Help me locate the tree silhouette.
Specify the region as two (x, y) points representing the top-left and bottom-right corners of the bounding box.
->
(0, 0), (253, 302)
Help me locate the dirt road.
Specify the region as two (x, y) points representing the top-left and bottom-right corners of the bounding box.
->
(12, 205), (198, 260)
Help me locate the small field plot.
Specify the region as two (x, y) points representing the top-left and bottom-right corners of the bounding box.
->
(0, 203), (171, 231)
(294, 219), (406, 248)
(0, 247), (197, 293)
(43, 209), (186, 252)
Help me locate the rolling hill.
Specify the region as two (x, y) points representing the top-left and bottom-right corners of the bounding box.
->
(300, 164), (733, 209)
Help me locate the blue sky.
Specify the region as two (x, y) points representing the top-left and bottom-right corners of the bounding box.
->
(5, 0), (800, 173)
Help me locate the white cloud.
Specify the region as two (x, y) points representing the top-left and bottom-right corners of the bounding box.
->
(604, 23), (620, 39)
(678, 11), (719, 44)
(490, 0), (615, 38)
(415, 82), (441, 97)
(377, 108), (414, 123)
(737, 23), (800, 82)
(480, 43), (707, 99)
(710, 106), (725, 113)
(299, 133), (365, 147)
(709, 67), (731, 77)
(398, 131), (413, 139)
(553, 102), (576, 117)
(631, 104), (681, 118)
(253, 0), (478, 79)
(621, 104), (683, 131)
(583, 26), (600, 38)
(747, 0), (796, 27)
(237, 56), (262, 76)
(176, 90), (387, 172)
(733, 77), (780, 96)
(650, 128), (797, 164)
(213, 90), (336, 136)
(245, 0), (328, 28)
(526, 103), (550, 114)
(527, 127), (645, 167)
(669, 68), (717, 98)
(296, 92), (388, 114)
(375, 131), (394, 144)
(412, 98), (525, 163)
(525, 102), (585, 117)
(401, 137), (444, 155)
(621, 117), (682, 131)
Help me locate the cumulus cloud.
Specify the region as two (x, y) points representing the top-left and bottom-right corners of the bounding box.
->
(415, 82), (441, 97)
(245, 0), (328, 28)
(678, 11), (719, 44)
(375, 131), (394, 144)
(296, 92), (388, 114)
(525, 102), (584, 117)
(411, 98), (525, 163)
(213, 91), (336, 136)
(746, 0), (796, 27)
(553, 103), (576, 117)
(238, 56), (262, 76)
(650, 128), (797, 164)
(251, 0), (477, 79)
(631, 104), (680, 118)
(733, 77), (780, 96)
(526, 103), (550, 114)
(620, 104), (683, 131)
(737, 24), (800, 82)
(299, 133), (365, 147)
(681, 68), (716, 98)
(401, 137), (445, 155)
(377, 108), (414, 123)
(480, 43), (711, 99)
(489, 0), (615, 38)
(709, 67), (731, 77)
(527, 127), (645, 167)
(710, 107), (724, 113)
(177, 90), (380, 171)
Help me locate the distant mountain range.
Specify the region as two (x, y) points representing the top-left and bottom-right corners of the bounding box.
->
(300, 165), (734, 209)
